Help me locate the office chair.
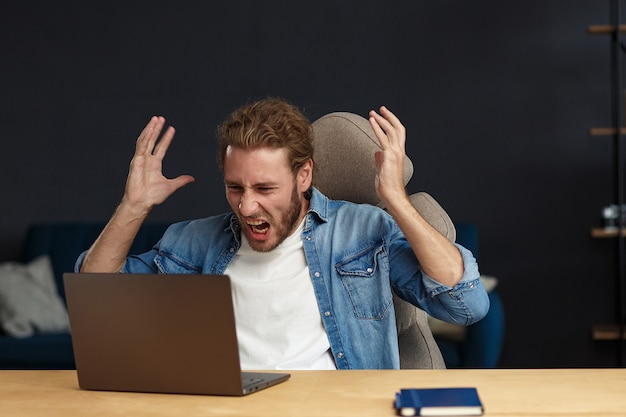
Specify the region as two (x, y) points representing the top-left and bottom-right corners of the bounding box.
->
(312, 111), (454, 369)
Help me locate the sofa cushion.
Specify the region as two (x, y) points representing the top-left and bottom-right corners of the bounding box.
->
(0, 255), (70, 338)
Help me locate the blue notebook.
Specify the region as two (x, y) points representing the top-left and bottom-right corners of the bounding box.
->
(394, 387), (484, 416)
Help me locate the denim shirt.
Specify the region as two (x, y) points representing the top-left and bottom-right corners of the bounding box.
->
(76, 187), (488, 369)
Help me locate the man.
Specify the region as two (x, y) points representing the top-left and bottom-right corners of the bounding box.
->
(77, 97), (489, 370)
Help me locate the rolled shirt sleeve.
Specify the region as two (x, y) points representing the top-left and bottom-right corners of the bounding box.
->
(420, 244), (490, 326)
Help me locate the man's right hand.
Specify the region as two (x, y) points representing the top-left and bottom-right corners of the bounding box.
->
(121, 116), (195, 218)
(80, 116), (194, 273)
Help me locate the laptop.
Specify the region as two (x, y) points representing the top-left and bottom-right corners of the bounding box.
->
(63, 273), (290, 396)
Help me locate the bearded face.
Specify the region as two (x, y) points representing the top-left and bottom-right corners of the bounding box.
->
(223, 146), (312, 252)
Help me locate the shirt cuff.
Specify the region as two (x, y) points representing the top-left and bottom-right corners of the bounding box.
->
(421, 243), (481, 296)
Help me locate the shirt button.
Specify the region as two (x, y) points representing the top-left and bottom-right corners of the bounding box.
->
(324, 311), (331, 317)
(366, 267), (373, 273)
(306, 236), (311, 241)
(314, 272), (320, 278)
(337, 352), (344, 359)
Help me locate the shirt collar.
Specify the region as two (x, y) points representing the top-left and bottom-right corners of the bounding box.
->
(307, 187), (329, 223)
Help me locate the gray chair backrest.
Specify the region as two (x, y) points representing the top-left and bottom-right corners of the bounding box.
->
(312, 112), (448, 369)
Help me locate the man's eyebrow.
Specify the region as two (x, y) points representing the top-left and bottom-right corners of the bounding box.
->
(224, 180), (279, 188)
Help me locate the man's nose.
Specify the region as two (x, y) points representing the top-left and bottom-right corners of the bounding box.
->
(238, 192), (258, 216)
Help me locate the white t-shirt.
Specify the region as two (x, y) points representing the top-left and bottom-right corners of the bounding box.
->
(224, 219), (336, 370)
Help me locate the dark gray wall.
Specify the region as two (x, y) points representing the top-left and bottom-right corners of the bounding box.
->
(2, 1), (624, 367)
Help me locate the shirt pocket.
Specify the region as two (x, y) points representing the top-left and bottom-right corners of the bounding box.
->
(335, 243), (392, 320)
(154, 252), (202, 274)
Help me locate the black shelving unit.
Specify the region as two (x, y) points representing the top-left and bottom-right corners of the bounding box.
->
(589, 0), (626, 367)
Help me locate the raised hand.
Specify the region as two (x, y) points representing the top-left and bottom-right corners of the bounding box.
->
(368, 106), (408, 207)
(369, 106), (464, 285)
(80, 116), (195, 273)
(122, 116), (195, 217)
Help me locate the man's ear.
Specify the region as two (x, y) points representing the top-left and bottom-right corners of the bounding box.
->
(297, 159), (313, 192)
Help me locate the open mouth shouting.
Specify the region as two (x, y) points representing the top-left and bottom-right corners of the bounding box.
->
(246, 219), (270, 237)
(231, 179), (305, 253)
(240, 215), (278, 253)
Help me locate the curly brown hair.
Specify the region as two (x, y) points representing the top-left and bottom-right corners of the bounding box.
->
(217, 97), (314, 176)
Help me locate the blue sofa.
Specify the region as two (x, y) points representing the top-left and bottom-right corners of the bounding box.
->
(0, 221), (503, 369)
(436, 223), (505, 368)
(0, 222), (169, 369)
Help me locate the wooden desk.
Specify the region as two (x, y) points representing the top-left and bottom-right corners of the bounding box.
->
(1, 369), (625, 416)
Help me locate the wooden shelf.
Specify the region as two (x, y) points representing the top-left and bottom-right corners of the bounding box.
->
(588, 24), (626, 34)
(589, 127), (626, 136)
(592, 324), (626, 340)
(588, 4), (626, 367)
(590, 227), (626, 238)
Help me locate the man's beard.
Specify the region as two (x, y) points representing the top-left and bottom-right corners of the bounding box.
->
(241, 185), (303, 253)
